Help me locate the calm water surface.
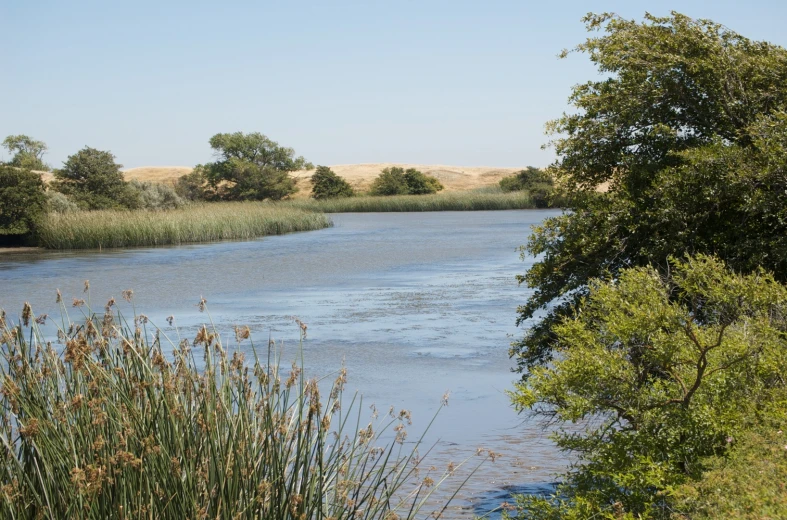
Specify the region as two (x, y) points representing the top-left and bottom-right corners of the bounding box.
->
(0, 210), (565, 517)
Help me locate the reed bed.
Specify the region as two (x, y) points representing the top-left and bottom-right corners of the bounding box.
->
(282, 191), (561, 213)
(0, 297), (485, 519)
(36, 203), (332, 250)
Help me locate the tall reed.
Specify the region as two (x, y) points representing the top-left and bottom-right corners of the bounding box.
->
(36, 203), (332, 250)
(0, 298), (484, 519)
(281, 191), (562, 213)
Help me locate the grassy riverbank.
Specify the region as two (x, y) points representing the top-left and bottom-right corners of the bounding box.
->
(284, 189), (560, 212)
(0, 301), (479, 518)
(37, 202), (332, 249)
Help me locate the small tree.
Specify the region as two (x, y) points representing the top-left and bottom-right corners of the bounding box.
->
(53, 147), (138, 210)
(2, 134), (49, 171)
(370, 167), (443, 196)
(0, 165), (47, 236)
(310, 166), (354, 199)
(200, 132), (312, 201)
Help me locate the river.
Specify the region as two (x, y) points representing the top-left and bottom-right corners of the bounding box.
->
(0, 210), (566, 517)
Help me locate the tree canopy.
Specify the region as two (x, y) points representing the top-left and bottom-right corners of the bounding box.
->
(0, 165), (47, 236)
(199, 132), (312, 201)
(310, 166), (354, 199)
(53, 147), (138, 210)
(2, 135), (49, 171)
(512, 11), (787, 375)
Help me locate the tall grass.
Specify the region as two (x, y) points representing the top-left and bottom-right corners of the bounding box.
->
(0, 298), (485, 519)
(282, 190), (563, 213)
(37, 202), (332, 249)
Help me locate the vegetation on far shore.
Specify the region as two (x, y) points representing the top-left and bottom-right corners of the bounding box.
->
(0, 298), (486, 518)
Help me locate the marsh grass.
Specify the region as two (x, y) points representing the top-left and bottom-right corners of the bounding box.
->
(0, 297), (485, 519)
(36, 203), (332, 250)
(281, 190), (563, 213)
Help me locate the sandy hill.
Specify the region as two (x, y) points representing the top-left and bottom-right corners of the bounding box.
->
(119, 163), (523, 196)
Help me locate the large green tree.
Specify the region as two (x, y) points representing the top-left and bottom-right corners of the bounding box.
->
(2, 135), (49, 171)
(512, 12), (787, 375)
(0, 165), (47, 236)
(53, 147), (138, 210)
(199, 132), (312, 201)
(369, 167), (443, 196)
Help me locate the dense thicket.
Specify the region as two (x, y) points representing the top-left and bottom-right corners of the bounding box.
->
(52, 147), (139, 210)
(0, 165), (47, 236)
(310, 166), (354, 199)
(369, 167), (443, 196)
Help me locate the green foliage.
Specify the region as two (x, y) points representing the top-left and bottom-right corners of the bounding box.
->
(512, 12), (787, 377)
(508, 256), (787, 519)
(175, 167), (215, 201)
(128, 179), (185, 210)
(37, 203), (332, 249)
(310, 166), (355, 199)
(45, 191), (80, 213)
(0, 165), (47, 236)
(2, 134), (49, 171)
(369, 167), (443, 196)
(199, 132), (312, 201)
(670, 429), (787, 519)
(498, 167), (552, 192)
(52, 147), (138, 210)
(0, 301), (478, 518)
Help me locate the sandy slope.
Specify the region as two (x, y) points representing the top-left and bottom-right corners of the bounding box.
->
(118, 163), (523, 195)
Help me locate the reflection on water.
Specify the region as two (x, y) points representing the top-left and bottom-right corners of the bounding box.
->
(0, 210), (567, 517)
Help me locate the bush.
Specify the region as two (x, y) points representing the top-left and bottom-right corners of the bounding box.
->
(45, 191), (79, 213)
(53, 147), (138, 210)
(509, 256), (787, 518)
(310, 166), (354, 199)
(370, 167), (443, 196)
(0, 165), (47, 236)
(128, 179), (185, 210)
(670, 429), (787, 519)
(175, 168), (214, 201)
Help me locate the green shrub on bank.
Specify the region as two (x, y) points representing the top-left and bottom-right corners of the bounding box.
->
(509, 256), (787, 518)
(128, 179), (185, 210)
(369, 167), (443, 196)
(310, 166), (355, 199)
(52, 147), (139, 210)
(45, 191), (80, 213)
(0, 299), (481, 519)
(670, 429), (787, 519)
(36, 203), (331, 249)
(0, 165), (47, 236)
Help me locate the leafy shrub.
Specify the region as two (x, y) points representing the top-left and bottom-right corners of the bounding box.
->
(45, 191), (79, 213)
(370, 167), (443, 196)
(509, 256), (787, 518)
(53, 147), (138, 210)
(310, 166), (355, 199)
(0, 165), (47, 236)
(175, 168), (214, 201)
(670, 429), (787, 519)
(128, 179), (185, 210)
(498, 166), (552, 192)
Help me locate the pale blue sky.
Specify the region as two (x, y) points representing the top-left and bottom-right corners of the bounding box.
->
(2, 1), (786, 169)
